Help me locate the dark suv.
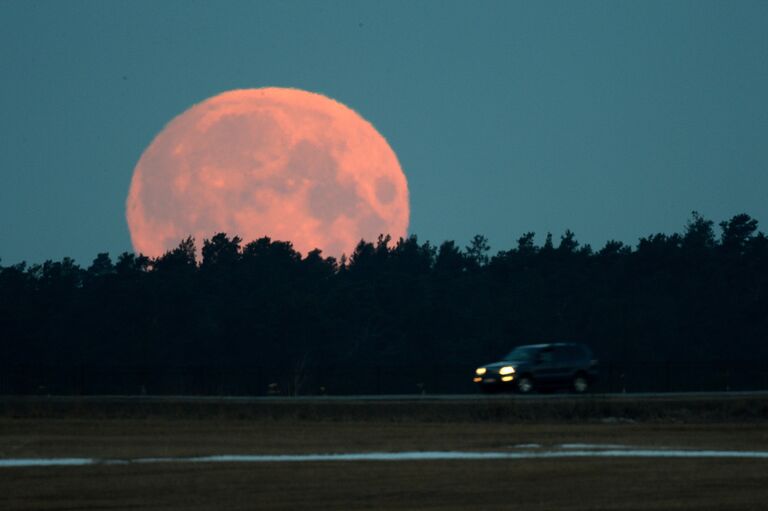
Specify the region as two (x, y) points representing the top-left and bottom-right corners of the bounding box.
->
(473, 343), (597, 394)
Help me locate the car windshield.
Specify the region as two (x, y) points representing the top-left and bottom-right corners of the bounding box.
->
(503, 346), (540, 361)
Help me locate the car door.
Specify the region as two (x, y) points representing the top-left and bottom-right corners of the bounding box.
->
(531, 347), (557, 384)
(551, 346), (577, 384)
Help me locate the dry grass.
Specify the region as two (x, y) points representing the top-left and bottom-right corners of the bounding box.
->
(2, 398), (768, 510)
(3, 393), (768, 422)
(3, 457), (768, 510)
(1, 419), (768, 458)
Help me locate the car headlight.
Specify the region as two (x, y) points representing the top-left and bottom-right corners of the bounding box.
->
(475, 367), (487, 376)
(499, 366), (515, 375)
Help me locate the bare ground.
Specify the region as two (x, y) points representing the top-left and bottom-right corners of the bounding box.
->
(2, 417), (768, 510)
(2, 418), (768, 458)
(4, 458), (768, 511)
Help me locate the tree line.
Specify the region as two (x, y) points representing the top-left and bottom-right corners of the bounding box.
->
(1, 212), (767, 394)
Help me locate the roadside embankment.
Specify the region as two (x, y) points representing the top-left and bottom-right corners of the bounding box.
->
(2, 392), (768, 422)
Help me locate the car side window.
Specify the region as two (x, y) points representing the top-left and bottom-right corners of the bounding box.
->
(557, 346), (581, 363)
(538, 349), (554, 364)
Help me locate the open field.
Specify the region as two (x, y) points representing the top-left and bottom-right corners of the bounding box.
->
(3, 418), (768, 458)
(2, 395), (768, 510)
(4, 456), (768, 510)
(3, 392), (768, 421)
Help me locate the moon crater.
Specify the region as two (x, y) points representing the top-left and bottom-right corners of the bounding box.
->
(126, 88), (409, 259)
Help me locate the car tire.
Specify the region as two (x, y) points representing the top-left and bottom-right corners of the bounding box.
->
(516, 375), (534, 394)
(572, 373), (589, 394)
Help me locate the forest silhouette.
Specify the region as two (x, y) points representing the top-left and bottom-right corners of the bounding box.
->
(1, 212), (767, 395)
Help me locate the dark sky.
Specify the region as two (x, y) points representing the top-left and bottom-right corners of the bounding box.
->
(2, 0), (767, 265)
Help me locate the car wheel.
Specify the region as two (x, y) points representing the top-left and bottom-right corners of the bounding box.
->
(516, 375), (534, 394)
(572, 374), (589, 393)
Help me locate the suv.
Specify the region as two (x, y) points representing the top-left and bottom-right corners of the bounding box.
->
(473, 343), (597, 394)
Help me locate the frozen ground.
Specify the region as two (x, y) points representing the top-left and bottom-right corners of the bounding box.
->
(3, 420), (768, 510)
(4, 445), (768, 468)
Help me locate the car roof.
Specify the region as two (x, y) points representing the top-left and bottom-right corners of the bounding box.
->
(515, 342), (588, 349)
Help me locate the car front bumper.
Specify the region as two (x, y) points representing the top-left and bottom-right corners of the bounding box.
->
(474, 375), (515, 385)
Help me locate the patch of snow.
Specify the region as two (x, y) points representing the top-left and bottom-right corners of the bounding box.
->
(0, 458), (93, 467)
(600, 417), (637, 424)
(4, 449), (768, 468)
(558, 443), (630, 450)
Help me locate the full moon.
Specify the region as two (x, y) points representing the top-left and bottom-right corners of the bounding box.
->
(126, 88), (409, 259)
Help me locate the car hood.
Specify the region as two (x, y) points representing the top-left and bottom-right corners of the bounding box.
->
(482, 360), (529, 370)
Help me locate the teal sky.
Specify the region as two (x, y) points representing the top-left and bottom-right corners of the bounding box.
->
(2, 0), (767, 265)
